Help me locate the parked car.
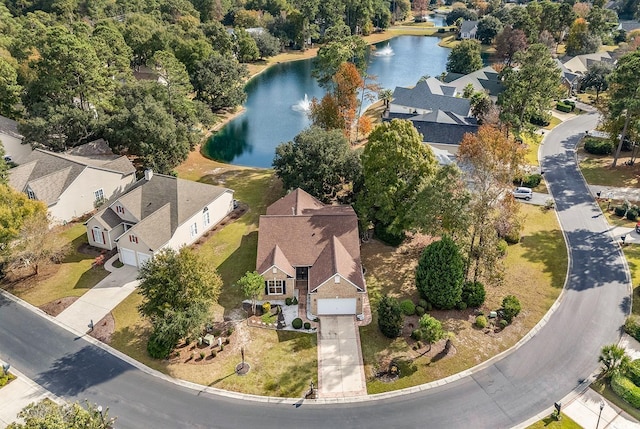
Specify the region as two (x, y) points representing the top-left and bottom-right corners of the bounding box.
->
(635, 222), (640, 234)
(512, 187), (533, 201)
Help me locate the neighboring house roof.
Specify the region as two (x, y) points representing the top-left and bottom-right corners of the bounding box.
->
(256, 189), (365, 291)
(460, 20), (478, 35)
(561, 52), (613, 74)
(93, 173), (232, 251)
(0, 115), (22, 138)
(387, 110), (478, 145)
(444, 66), (505, 98)
(391, 78), (471, 116)
(619, 20), (640, 32)
(8, 149), (135, 205)
(554, 59), (580, 87)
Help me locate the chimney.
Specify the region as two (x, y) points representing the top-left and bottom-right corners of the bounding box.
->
(144, 169), (153, 181)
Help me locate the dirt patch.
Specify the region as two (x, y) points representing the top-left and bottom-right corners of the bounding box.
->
(2, 264), (59, 293)
(39, 296), (78, 317)
(89, 313), (115, 343)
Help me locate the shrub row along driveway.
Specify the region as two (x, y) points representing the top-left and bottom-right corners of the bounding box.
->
(0, 111), (632, 428)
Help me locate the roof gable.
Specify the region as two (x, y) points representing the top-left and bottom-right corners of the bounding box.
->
(391, 80), (471, 116)
(309, 236), (365, 292)
(266, 188), (325, 215)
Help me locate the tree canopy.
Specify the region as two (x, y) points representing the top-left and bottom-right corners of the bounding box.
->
(138, 247), (222, 358)
(7, 399), (116, 429)
(446, 40), (483, 75)
(273, 127), (362, 203)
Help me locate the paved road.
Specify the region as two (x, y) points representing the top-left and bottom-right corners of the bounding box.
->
(0, 111), (631, 429)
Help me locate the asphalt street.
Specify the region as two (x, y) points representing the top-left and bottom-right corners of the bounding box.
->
(0, 111), (631, 429)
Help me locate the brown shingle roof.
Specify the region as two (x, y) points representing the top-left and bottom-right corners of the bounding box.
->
(309, 236), (365, 292)
(257, 188), (365, 291)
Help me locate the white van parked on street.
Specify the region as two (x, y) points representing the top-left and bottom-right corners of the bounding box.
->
(512, 187), (533, 200)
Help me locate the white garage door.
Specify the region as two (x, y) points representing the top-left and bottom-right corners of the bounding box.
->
(317, 298), (356, 315)
(137, 252), (152, 267)
(120, 248), (137, 267)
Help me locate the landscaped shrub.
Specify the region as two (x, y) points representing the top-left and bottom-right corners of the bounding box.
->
(262, 302), (271, 314)
(502, 295), (521, 323)
(411, 329), (423, 341)
(200, 351), (206, 359)
(529, 112), (551, 126)
(499, 319), (509, 329)
(374, 222), (405, 246)
(475, 315), (488, 328)
(456, 301), (467, 310)
(415, 305), (425, 317)
(462, 281), (486, 308)
(147, 332), (177, 359)
(626, 359), (640, 386)
(562, 99), (576, 109)
(400, 299), (416, 316)
(584, 137), (614, 155)
(503, 229), (521, 244)
(438, 28), (445, 33)
(516, 173), (542, 188)
(497, 239), (508, 256)
(292, 318), (303, 329)
(418, 299), (428, 309)
(377, 295), (404, 338)
(627, 209), (638, 221)
(292, 296), (298, 305)
(415, 235), (464, 310)
(416, 314), (445, 344)
(612, 373), (640, 409)
(285, 297), (292, 306)
(304, 322), (311, 329)
(626, 315), (640, 342)
(225, 338), (230, 345)
(615, 204), (628, 217)
(556, 101), (572, 113)
(210, 350), (217, 358)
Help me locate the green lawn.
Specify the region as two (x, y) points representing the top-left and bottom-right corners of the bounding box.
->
(362, 204), (567, 393)
(526, 413), (581, 429)
(5, 223), (109, 307)
(523, 132), (543, 166)
(578, 148), (640, 188)
(623, 246), (640, 315)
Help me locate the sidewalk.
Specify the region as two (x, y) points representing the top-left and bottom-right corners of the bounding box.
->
(590, 185), (640, 205)
(563, 388), (639, 429)
(0, 360), (60, 428)
(55, 255), (139, 334)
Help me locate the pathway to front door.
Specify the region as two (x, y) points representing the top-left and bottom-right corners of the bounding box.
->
(317, 316), (367, 398)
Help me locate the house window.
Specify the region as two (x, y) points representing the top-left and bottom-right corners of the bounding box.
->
(94, 188), (104, 201)
(203, 207), (210, 227)
(92, 227), (105, 245)
(116, 205), (125, 214)
(190, 222), (198, 238)
(129, 234), (138, 244)
(26, 188), (36, 200)
(266, 280), (285, 295)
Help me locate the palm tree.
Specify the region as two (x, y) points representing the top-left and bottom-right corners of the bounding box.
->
(599, 344), (630, 378)
(378, 88), (393, 109)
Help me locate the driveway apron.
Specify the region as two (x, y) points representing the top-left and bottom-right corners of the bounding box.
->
(317, 315), (367, 398)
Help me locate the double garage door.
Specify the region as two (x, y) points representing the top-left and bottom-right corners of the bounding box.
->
(120, 248), (152, 268)
(317, 298), (356, 315)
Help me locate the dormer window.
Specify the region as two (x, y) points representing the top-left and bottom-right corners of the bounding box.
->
(116, 205), (125, 214)
(26, 188), (36, 200)
(94, 188), (104, 201)
(129, 234), (138, 244)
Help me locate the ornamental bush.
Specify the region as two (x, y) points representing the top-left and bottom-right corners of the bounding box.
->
(556, 102), (572, 113)
(517, 173), (542, 188)
(584, 137), (614, 155)
(475, 315), (488, 328)
(292, 296), (298, 305)
(462, 281), (486, 308)
(285, 297), (292, 306)
(418, 299), (428, 309)
(262, 302), (271, 314)
(625, 315), (640, 342)
(304, 322), (311, 329)
(612, 373), (640, 409)
(292, 318), (303, 329)
(416, 314), (445, 344)
(415, 235), (464, 310)
(400, 299), (416, 316)
(627, 359), (640, 386)
(377, 295), (404, 338)
(415, 306), (425, 317)
(502, 295), (521, 323)
(615, 204), (628, 217)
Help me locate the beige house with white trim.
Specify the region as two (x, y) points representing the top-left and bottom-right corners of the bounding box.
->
(85, 170), (234, 268)
(256, 189), (367, 317)
(8, 148), (136, 224)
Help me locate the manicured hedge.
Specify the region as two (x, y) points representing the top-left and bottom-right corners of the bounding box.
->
(584, 137), (614, 155)
(625, 315), (640, 342)
(612, 373), (640, 409)
(292, 318), (303, 329)
(556, 102), (573, 113)
(400, 299), (416, 316)
(627, 359), (640, 386)
(516, 173), (542, 188)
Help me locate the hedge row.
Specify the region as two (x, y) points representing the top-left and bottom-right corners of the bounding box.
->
(556, 102), (573, 113)
(514, 173), (542, 188)
(584, 137), (614, 155)
(612, 373), (640, 409)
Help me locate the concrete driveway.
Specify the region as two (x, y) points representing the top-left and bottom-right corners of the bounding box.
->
(317, 316), (367, 398)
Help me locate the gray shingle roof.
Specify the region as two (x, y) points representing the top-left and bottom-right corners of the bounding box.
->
(386, 112), (478, 145)
(391, 79), (471, 116)
(444, 66), (505, 98)
(0, 115), (21, 138)
(103, 173), (232, 251)
(460, 20), (478, 34)
(7, 149), (135, 204)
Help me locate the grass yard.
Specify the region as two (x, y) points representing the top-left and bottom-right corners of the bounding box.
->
(109, 159), (317, 397)
(523, 132), (543, 166)
(2, 223), (109, 307)
(525, 413), (581, 429)
(622, 245), (640, 315)
(361, 203), (566, 393)
(578, 148), (640, 188)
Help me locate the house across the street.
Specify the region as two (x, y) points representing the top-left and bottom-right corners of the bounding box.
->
(85, 170), (234, 268)
(256, 188), (367, 317)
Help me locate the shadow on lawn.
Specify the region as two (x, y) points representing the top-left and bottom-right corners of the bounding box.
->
(216, 231), (259, 316)
(519, 229), (567, 288)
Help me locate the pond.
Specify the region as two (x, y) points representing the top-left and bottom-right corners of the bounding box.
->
(203, 36), (452, 168)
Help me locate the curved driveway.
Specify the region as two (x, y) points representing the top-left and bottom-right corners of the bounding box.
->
(0, 112), (631, 428)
